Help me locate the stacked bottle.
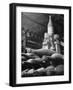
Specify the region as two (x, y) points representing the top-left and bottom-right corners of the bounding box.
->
(42, 15), (55, 51)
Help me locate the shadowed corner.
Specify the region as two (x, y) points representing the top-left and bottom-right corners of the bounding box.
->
(5, 82), (9, 86)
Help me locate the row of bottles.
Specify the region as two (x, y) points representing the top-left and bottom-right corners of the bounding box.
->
(21, 15), (64, 77)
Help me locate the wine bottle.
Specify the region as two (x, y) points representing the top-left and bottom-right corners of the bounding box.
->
(31, 48), (56, 56)
(54, 34), (61, 53)
(47, 15), (55, 50)
(50, 53), (64, 66)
